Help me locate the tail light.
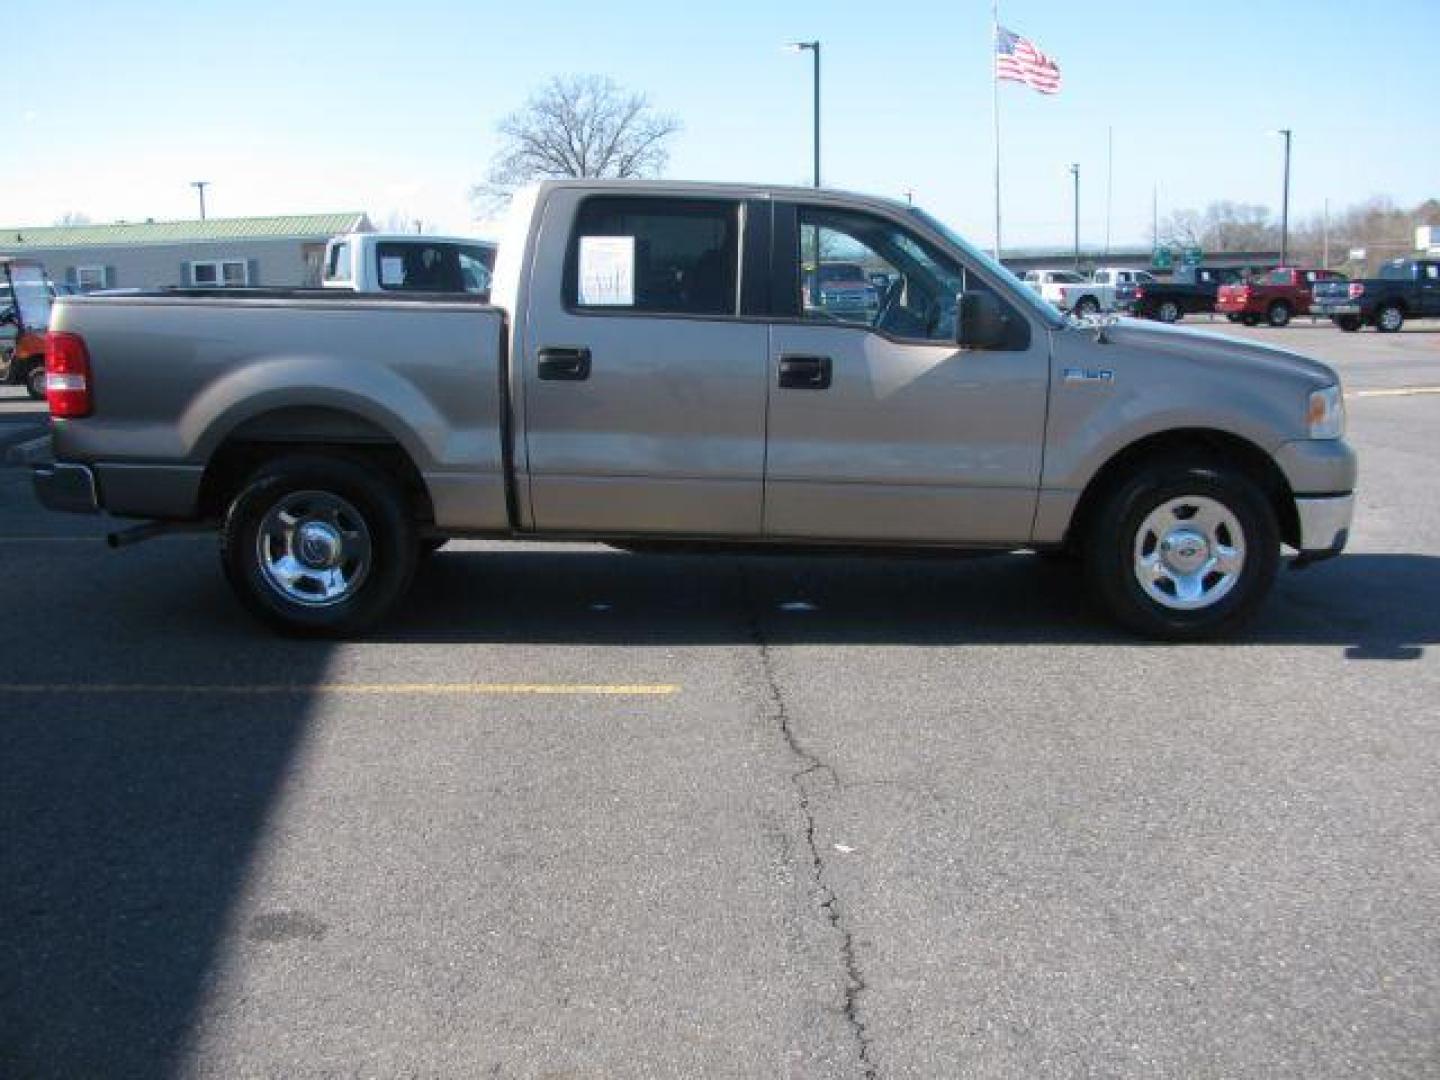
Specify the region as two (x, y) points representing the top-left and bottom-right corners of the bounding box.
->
(1348, 282), (1365, 299)
(1134, 287), (1145, 299)
(45, 332), (93, 418)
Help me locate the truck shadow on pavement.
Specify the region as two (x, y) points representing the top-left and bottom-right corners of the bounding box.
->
(0, 556), (335, 1078)
(390, 548), (1440, 659)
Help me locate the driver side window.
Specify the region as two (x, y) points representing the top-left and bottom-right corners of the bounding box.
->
(796, 207), (966, 342)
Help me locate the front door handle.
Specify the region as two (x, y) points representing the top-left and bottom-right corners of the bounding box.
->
(778, 354), (832, 390)
(537, 346), (592, 381)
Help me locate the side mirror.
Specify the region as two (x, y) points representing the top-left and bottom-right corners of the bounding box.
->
(955, 290), (1011, 349)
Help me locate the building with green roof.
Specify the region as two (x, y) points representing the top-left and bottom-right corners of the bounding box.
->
(0, 212), (372, 291)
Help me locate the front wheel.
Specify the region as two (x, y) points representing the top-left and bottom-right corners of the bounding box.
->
(24, 362), (46, 400)
(1335, 315), (1362, 332)
(1375, 304), (1404, 333)
(1156, 300), (1182, 323)
(1267, 301), (1292, 327)
(221, 455), (418, 636)
(1072, 296), (1101, 319)
(1084, 460), (1279, 640)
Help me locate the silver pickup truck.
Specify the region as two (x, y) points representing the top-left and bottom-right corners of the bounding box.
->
(33, 180), (1356, 639)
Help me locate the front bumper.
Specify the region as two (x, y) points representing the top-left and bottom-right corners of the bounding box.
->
(33, 462), (100, 515)
(1294, 493), (1353, 560)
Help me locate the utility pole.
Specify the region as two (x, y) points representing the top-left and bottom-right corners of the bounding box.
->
(190, 181), (209, 221)
(1152, 184), (1158, 249)
(1070, 163), (1080, 270)
(1104, 126), (1113, 257)
(1277, 128), (1292, 265)
(1322, 197), (1330, 270)
(903, 188), (914, 205)
(790, 41), (822, 187)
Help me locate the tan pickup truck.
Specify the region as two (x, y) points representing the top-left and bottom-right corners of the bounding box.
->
(33, 180), (1355, 639)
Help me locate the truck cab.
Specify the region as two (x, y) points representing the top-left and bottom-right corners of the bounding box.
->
(322, 233), (498, 297)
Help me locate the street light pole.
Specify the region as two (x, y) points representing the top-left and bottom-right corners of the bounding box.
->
(1069, 163), (1080, 270)
(191, 180), (209, 221)
(1277, 128), (1292, 265)
(791, 41), (821, 187)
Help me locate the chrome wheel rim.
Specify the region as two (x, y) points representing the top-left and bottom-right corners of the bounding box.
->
(1159, 302), (1179, 322)
(1380, 307), (1402, 331)
(1133, 496), (1245, 611)
(256, 490), (372, 606)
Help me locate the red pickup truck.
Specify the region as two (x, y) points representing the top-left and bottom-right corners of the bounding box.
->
(1216, 267), (1346, 327)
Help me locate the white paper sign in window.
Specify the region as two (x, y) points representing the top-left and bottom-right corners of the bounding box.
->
(380, 256), (406, 286)
(578, 235), (634, 306)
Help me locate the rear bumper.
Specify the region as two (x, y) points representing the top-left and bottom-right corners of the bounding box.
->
(1214, 299), (1252, 314)
(1313, 302), (1361, 316)
(1294, 493), (1353, 559)
(33, 462), (101, 515)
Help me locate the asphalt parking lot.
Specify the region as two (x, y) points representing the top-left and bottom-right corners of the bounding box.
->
(2, 322), (1438, 1078)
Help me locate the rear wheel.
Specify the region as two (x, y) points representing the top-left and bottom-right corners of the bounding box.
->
(1267, 301), (1292, 327)
(1083, 459), (1279, 640)
(1335, 315), (1362, 332)
(1241, 314), (1261, 327)
(221, 455), (418, 636)
(1072, 296), (1100, 319)
(1225, 313), (1240, 323)
(24, 362), (46, 400)
(1376, 304), (1404, 333)
(1156, 300), (1182, 323)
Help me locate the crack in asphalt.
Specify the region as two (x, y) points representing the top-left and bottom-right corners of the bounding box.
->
(739, 567), (878, 1080)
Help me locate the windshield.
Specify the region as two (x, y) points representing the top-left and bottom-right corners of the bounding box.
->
(5, 264), (53, 332)
(907, 207), (1066, 328)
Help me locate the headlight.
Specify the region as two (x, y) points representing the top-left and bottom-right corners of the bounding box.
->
(1307, 384), (1345, 439)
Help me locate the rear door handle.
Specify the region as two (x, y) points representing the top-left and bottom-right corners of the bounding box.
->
(537, 346), (592, 381)
(778, 354), (832, 390)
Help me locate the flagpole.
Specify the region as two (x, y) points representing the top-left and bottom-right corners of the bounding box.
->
(992, 0), (1002, 261)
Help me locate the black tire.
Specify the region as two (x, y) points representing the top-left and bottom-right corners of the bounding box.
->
(24, 362), (46, 400)
(1156, 300), (1182, 323)
(1083, 459), (1279, 641)
(1072, 296), (1100, 319)
(1375, 304), (1404, 333)
(1225, 314), (1240, 323)
(1241, 314), (1261, 327)
(220, 454), (418, 636)
(1334, 315), (1362, 332)
(1267, 301), (1292, 327)
(420, 537), (449, 556)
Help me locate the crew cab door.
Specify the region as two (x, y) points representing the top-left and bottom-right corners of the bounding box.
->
(1421, 262), (1440, 316)
(762, 202), (1049, 544)
(521, 191), (769, 535)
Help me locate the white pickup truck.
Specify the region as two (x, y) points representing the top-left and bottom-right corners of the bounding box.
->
(1023, 267), (1156, 317)
(322, 233), (498, 296)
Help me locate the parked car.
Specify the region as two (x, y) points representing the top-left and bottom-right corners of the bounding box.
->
(805, 261), (880, 320)
(323, 233), (498, 296)
(34, 179), (1355, 641)
(0, 258), (55, 399)
(1311, 257), (1440, 332)
(1115, 266), (1242, 323)
(1022, 267), (1153, 317)
(1216, 267), (1346, 327)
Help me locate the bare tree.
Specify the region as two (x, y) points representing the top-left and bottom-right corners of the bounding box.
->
(473, 75), (680, 214)
(1159, 201), (1277, 252)
(53, 211), (93, 226)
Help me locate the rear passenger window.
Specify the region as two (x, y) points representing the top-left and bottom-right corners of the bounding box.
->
(567, 197), (739, 317)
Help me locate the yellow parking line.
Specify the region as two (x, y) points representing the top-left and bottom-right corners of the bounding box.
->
(0, 682), (679, 697)
(1349, 387), (1440, 399)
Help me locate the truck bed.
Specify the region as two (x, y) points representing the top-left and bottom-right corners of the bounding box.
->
(47, 290), (513, 531)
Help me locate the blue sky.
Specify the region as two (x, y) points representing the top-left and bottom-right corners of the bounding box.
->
(8, 0), (1437, 249)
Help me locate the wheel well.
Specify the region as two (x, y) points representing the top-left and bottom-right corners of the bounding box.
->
(1269, 299), (1291, 310)
(198, 408), (433, 524)
(1377, 298), (1407, 312)
(1066, 429), (1300, 551)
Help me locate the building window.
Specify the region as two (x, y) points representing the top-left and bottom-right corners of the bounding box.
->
(190, 259), (249, 287)
(75, 266), (108, 291)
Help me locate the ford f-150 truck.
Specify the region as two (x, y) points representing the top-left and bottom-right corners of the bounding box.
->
(1311, 258), (1440, 332)
(1216, 267), (1345, 327)
(33, 180), (1356, 640)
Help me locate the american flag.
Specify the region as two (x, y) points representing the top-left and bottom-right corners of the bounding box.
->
(995, 25), (1062, 95)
